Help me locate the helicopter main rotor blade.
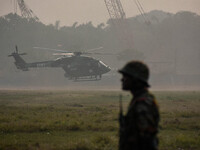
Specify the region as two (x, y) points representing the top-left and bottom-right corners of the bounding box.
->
(33, 47), (69, 52)
(83, 52), (115, 55)
(33, 46), (112, 56)
(85, 47), (103, 52)
(33, 47), (103, 53)
(53, 53), (74, 56)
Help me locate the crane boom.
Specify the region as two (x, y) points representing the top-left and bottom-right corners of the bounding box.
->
(104, 0), (126, 20)
(104, 0), (134, 49)
(13, 0), (39, 21)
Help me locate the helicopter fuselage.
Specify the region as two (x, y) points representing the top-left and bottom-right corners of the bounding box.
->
(9, 50), (111, 81)
(59, 56), (111, 79)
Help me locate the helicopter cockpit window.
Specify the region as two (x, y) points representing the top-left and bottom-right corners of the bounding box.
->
(99, 61), (108, 68)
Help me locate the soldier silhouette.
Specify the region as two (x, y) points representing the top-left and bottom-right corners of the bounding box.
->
(118, 60), (160, 150)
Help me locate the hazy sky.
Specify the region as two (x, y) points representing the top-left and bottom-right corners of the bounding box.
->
(0, 0), (200, 26)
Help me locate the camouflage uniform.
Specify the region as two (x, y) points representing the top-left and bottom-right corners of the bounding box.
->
(119, 89), (160, 150)
(118, 61), (160, 150)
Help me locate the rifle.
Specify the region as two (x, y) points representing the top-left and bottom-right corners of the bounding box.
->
(119, 94), (125, 150)
(119, 94), (125, 127)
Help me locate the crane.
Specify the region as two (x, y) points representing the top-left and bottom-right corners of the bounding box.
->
(13, 0), (39, 21)
(104, 0), (150, 49)
(133, 0), (150, 24)
(104, 0), (126, 20)
(104, 0), (134, 49)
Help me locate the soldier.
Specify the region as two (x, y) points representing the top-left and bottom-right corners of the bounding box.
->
(118, 60), (160, 150)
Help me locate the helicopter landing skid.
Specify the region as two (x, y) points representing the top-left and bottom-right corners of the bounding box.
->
(73, 79), (101, 82)
(71, 76), (101, 82)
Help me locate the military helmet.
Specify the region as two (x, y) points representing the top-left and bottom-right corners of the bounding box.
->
(118, 60), (150, 87)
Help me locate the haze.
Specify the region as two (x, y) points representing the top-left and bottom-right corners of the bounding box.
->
(0, 0), (200, 90)
(0, 0), (200, 26)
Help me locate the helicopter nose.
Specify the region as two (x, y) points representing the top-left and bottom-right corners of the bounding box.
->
(106, 66), (111, 73)
(99, 61), (111, 74)
(102, 65), (111, 74)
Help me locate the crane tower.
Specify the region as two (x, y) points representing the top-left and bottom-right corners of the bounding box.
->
(104, 0), (126, 20)
(104, 0), (134, 49)
(13, 0), (39, 21)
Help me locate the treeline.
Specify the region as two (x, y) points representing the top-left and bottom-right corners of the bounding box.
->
(0, 13), (110, 56)
(0, 10), (200, 82)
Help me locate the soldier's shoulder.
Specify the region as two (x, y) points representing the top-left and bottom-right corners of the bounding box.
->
(135, 92), (155, 105)
(135, 93), (158, 112)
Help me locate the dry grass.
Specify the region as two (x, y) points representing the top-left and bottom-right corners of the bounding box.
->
(0, 90), (200, 150)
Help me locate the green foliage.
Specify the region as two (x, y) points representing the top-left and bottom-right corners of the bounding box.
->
(0, 90), (200, 149)
(1, 11), (200, 84)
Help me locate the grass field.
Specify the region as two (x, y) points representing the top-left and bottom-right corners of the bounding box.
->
(0, 90), (200, 150)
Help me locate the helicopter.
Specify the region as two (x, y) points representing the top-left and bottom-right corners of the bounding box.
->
(8, 46), (111, 81)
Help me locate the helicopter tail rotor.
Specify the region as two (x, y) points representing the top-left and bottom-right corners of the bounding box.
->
(8, 45), (27, 57)
(8, 45), (28, 71)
